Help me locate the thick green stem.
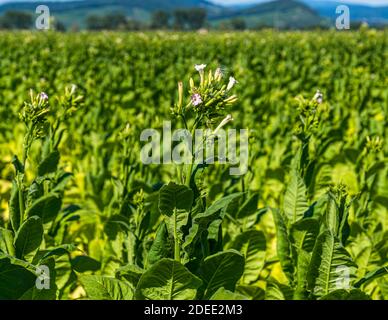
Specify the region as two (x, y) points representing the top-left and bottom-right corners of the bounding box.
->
(17, 176), (25, 221)
(185, 162), (194, 187)
(185, 117), (201, 187)
(173, 208), (180, 262)
(18, 128), (33, 221)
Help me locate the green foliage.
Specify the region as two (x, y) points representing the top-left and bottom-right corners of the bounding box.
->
(0, 30), (386, 300)
(135, 258), (202, 300)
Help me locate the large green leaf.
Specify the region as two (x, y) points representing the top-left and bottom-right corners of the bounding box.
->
(378, 277), (388, 299)
(71, 255), (101, 273)
(135, 258), (202, 300)
(80, 275), (134, 300)
(115, 264), (144, 287)
(271, 209), (294, 282)
(307, 230), (357, 297)
(290, 218), (319, 253)
(319, 289), (371, 300)
(14, 216), (43, 259)
(183, 193), (243, 253)
(0, 227), (15, 256)
(324, 192), (350, 244)
(283, 172), (308, 224)
(159, 182), (194, 216)
(0, 257), (36, 299)
(294, 249), (311, 300)
(230, 230), (266, 284)
(210, 287), (248, 300)
(265, 280), (294, 300)
(26, 194), (62, 223)
(9, 180), (21, 232)
(146, 221), (173, 266)
(199, 250), (244, 299)
(236, 193), (259, 219)
(236, 285), (265, 300)
(354, 266), (388, 288)
(20, 258), (57, 300)
(38, 150), (60, 176)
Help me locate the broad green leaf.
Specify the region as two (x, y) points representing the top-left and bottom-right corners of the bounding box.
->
(0, 258), (36, 299)
(159, 182), (193, 216)
(135, 258), (202, 300)
(20, 258), (57, 300)
(53, 253), (73, 290)
(26, 194), (62, 223)
(38, 244), (79, 263)
(199, 250), (244, 299)
(294, 249), (311, 300)
(236, 193), (259, 219)
(271, 209), (294, 282)
(319, 289), (371, 300)
(38, 150), (60, 176)
(183, 193), (243, 253)
(146, 221), (173, 266)
(11, 155), (24, 174)
(14, 216), (43, 259)
(230, 230), (266, 284)
(210, 287), (248, 300)
(307, 230), (357, 297)
(0, 227), (15, 256)
(290, 218), (319, 253)
(236, 285), (265, 300)
(283, 172), (308, 224)
(265, 280), (294, 300)
(71, 255), (101, 272)
(80, 275), (134, 300)
(9, 180), (21, 232)
(354, 266), (388, 288)
(115, 264), (144, 286)
(324, 192), (350, 244)
(378, 277), (388, 299)
(325, 193), (340, 236)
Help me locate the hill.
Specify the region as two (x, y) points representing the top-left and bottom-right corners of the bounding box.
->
(210, 0), (327, 29)
(302, 1), (388, 25)
(0, 0), (223, 28)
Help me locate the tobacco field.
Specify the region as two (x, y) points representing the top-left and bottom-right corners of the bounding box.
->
(0, 30), (387, 300)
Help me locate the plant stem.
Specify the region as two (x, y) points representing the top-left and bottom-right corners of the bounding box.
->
(185, 117), (201, 187)
(173, 208), (180, 262)
(17, 175), (25, 221)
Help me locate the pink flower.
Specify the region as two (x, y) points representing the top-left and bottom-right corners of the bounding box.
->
(191, 93), (203, 106)
(40, 92), (48, 101)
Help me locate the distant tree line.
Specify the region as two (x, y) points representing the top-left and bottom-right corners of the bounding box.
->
(0, 10), (66, 30)
(0, 10), (33, 29)
(86, 8), (207, 31)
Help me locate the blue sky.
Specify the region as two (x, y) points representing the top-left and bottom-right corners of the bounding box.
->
(1, 0), (388, 6)
(213, 0), (388, 5)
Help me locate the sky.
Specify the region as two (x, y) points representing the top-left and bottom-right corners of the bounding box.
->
(1, 0), (388, 6)
(212, 0), (388, 5)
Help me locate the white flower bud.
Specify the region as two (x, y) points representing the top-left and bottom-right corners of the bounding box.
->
(227, 77), (238, 91)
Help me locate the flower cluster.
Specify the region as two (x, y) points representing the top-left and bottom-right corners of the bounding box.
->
(56, 84), (83, 121)
(19, 90), (50, 138)
(174, 64), (238, 128)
